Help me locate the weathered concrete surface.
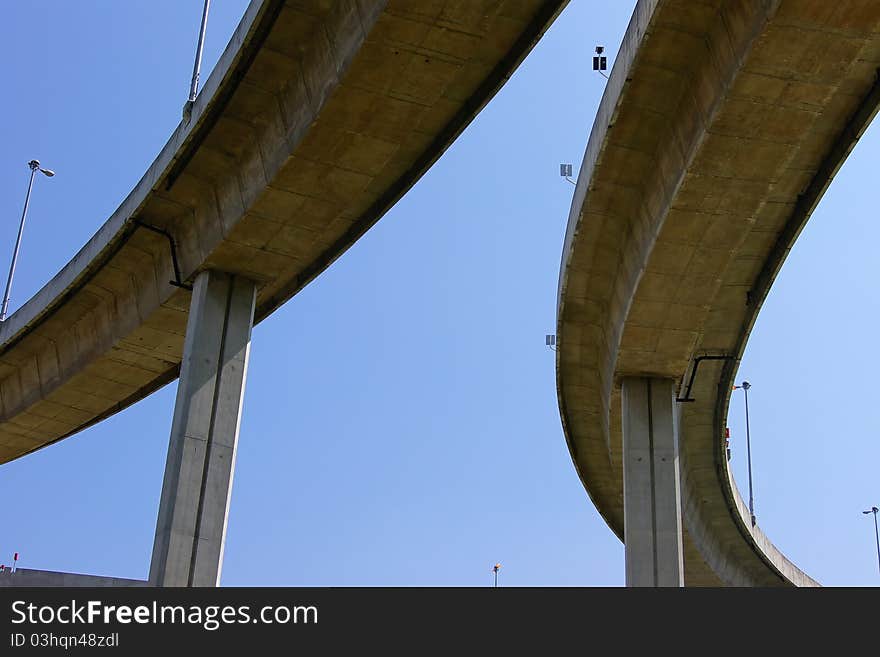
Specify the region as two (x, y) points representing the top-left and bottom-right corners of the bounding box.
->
(0, 0), (570, 464)
(149, 271), (255, 587)
(557, 0), (880, 586)
(0, 569), (147, 587)
(622, 378), (683, 587)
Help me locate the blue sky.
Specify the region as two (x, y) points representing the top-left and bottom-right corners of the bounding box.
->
(0, 2), (877, 587)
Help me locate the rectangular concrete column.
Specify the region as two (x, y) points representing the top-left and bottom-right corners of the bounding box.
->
(149, 270), (256, 587)
(621, 377), (684, 587)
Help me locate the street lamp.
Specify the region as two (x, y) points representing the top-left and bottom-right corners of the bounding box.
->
(863, 506), (880, 576)
(1, 160), (54, 322)
(732, 381), (756, 527)
(183, 0), (212, 118)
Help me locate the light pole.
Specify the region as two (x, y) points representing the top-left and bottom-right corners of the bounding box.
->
(183, 0), (211, 117)
(1, 160), (54, 322)
(864, 506), (880, 576)
(492, 563), (501, 588)
(733, 381), (756, 527)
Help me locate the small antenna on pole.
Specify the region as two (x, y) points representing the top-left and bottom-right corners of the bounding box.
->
(593, 45), (609, 79)
(559, 164), (575, 186)
(492, 563), (501, 588)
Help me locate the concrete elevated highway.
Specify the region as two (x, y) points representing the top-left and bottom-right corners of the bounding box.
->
(557, 0), (880, 586)
(0, 0), (569, 586)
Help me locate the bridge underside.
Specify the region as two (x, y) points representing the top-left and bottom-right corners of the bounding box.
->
(0, 0), (569, 466)
(0, 0), (571, 586)
(558, 0), (880, 585)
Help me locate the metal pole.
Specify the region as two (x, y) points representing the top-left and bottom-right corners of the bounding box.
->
(1, 162), (39, 322)
(188, 0), (212, 103)
(742, 381), (756, 527)
(868, 507), (880, 576)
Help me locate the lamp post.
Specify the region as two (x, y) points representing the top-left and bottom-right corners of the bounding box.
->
(1, 160), (54, 322)
(733, 381), (756, 527)
(864, 506), (880, 576)
(492, 563), (501, 588)
(183, 0), (211, 117)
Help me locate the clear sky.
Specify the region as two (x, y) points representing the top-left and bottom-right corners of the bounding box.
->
(0, 1), (877, 587)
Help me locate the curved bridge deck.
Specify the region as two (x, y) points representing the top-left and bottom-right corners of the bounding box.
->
(0, 0), (568, 465)
(557, 0), (880, 585)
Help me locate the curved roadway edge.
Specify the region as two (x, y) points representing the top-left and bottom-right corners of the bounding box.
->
(0, 0), (570, 464)
(557, 0), (880, 586)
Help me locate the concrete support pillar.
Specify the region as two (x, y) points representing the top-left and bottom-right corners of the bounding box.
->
(149, 270), (256, 587)
(621, 377), (684, 587)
